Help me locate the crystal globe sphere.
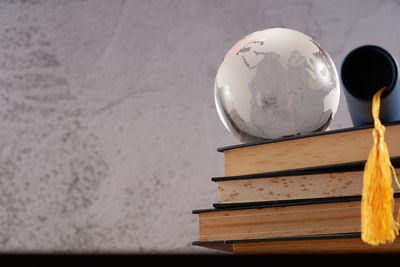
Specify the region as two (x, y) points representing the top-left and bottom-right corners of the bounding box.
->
(215, 28), (340, 143)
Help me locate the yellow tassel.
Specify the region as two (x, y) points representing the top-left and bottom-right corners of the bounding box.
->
(361, 86), (400, 245)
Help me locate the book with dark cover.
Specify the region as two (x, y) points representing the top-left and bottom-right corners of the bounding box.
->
(212, 157), (400, 207)
(193, 232), (400, 254)
(193, 194), (400, 242)
(218, 121), (400, 176)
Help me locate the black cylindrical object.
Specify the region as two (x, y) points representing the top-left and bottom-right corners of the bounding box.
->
(341, 45), (400, 126)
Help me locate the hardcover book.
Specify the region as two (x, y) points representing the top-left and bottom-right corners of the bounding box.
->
(212, 158), (400, 207)
(218, 121), (400, 176)
(193, 232), (400, 254)
(193, 195), (400, 242)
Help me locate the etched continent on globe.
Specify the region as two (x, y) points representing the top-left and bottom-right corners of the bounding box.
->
(214, 28), (340, 143)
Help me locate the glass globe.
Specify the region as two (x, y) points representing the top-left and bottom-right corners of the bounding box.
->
(215, 28), (340, 143)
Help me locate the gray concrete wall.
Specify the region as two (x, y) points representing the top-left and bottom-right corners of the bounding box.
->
(0, 0), (399, 253)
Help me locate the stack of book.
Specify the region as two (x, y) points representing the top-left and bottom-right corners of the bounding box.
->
(193, 122), (400, 254)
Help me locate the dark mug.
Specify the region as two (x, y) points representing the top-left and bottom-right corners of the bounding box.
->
(341, 45), (400, 126)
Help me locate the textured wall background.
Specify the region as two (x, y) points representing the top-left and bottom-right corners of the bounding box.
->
(0, 0), (399, 253)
